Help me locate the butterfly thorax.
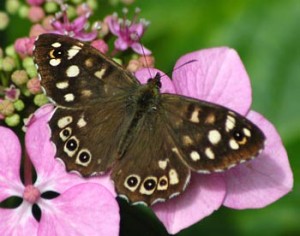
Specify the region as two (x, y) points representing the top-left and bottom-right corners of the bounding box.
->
(117, 75), (162, 157)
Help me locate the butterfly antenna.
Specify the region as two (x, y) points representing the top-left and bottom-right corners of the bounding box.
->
(129, 7), (153, 79)
(157, 59), (198, 80)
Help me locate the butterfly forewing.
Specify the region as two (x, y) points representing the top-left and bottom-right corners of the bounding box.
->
(160, 94), (265, 173)
(34, 33), (139, 108)
(49, 95), (135, 176)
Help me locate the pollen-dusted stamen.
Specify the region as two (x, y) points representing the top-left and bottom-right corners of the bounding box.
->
(23, 185), (41, 204)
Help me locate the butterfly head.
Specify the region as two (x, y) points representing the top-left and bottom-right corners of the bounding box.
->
(147, 72), (162, 91)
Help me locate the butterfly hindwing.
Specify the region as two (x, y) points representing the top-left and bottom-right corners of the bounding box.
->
(112, 112), (191, 205)
(160, 94), (265, 173)
(34, 33), (139, 108)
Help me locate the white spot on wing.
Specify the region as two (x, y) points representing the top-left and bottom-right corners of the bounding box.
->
(229, 139), (239, 150)
(50, 58), (61, 66)
(190, 109), (200, 123)
(64, 93), (75, 102)
(52, 42), (61, 48)
(77, 116), (87, 128)
(158, 159), (168, 170)
(208, 129), (221, 145)
(226, 115), (236, 132)
(67, 45), (81, 59)
(205, 147), (215, 160)
(57, 116), (73, 128)
(169, 169), (179, 185)
(190, 151), (200, 161)
(94, 68), (106, 79)
(243, 128), (251, 137)
(66, 65), (80, 77)
(56, 81), (69, 89)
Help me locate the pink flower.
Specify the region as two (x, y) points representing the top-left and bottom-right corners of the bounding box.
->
(28, 6), (45, 23)
(26, 0), (45, 6)
(91, 39), (109, 54)
(14, 37), (36, 58)
(51, 7), (97, 41)
(4, 85), (20, 101)
(0, 105), (119, 235)
(29, 24), (48, 37)
(135, 47), (293, 234)
(106, 8), (151, 55)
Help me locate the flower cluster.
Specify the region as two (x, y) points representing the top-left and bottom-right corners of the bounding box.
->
(0, 0), (293, 235)
(0, 0), (153, 128)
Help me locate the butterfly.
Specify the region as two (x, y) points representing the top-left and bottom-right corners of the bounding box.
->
(33, 34), (265, 206)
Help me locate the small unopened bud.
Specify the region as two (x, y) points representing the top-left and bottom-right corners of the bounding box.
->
(5, 113), (20, 127)
(34, 94), (49, 107)
(0, 100), (15, 116)
(11, 70), (29, 86)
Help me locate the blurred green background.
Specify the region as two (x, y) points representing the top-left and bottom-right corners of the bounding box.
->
(1, 0), (299, 235)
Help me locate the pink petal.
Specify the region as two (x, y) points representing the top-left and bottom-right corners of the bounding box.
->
(0, 204), (38, 235)
(131, 42), (151, 55)
(114, 38), (129, 51)
(223, 111), (293, 209)
(172, 47), (252, 115)
(72, 15), (87, 32)
(76, 31), (98, 42)
(152, 174), (225, 234)
(0, 127), (23, 200)
(105, 16), (120, 36)
(135, 68), (176, 93)
(25, 106), (116, 195)
(38, 183), (119, 236)
(129, 23), (144, 37)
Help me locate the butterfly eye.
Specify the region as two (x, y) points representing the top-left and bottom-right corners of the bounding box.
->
(66, 138), (78, 151)
(75, 149), (92, 167)
(144, 178), (157, 190)
(59, 127), (72, 141)
(49, 49), (64, 59)
(124, 175), (141, 192)
(233, 129), (247, 145)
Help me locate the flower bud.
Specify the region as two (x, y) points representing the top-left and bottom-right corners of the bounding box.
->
(11, 70), (29, 86)
(34, 94), (49, 107)
(14, 100), (25, 111)
(5, 113), (20, 127)
(0, 100), (15, 116)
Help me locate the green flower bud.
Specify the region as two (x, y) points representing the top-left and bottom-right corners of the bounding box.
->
(0, 12), (9, 30)
(5, 0), (20, 15)
(0, 100), (15, 116)
(44, 2), (58, 14)
(11, 70), (29, 86)
(5, 113), (20, 127)
(19, 5), (29, 19)
(2, 57), (16, 72)
(22, 57), (35, 68)
(13, 99), (25, 111)
(26, 65), (38, 78)
(66, 6), (76, 19)
(87, 0), (98, 10)
(34, 94), (49, 107)
(5, 45), (16, 58)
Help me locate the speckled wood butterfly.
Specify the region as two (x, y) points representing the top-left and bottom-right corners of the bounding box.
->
(33, 34), (265, 205)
